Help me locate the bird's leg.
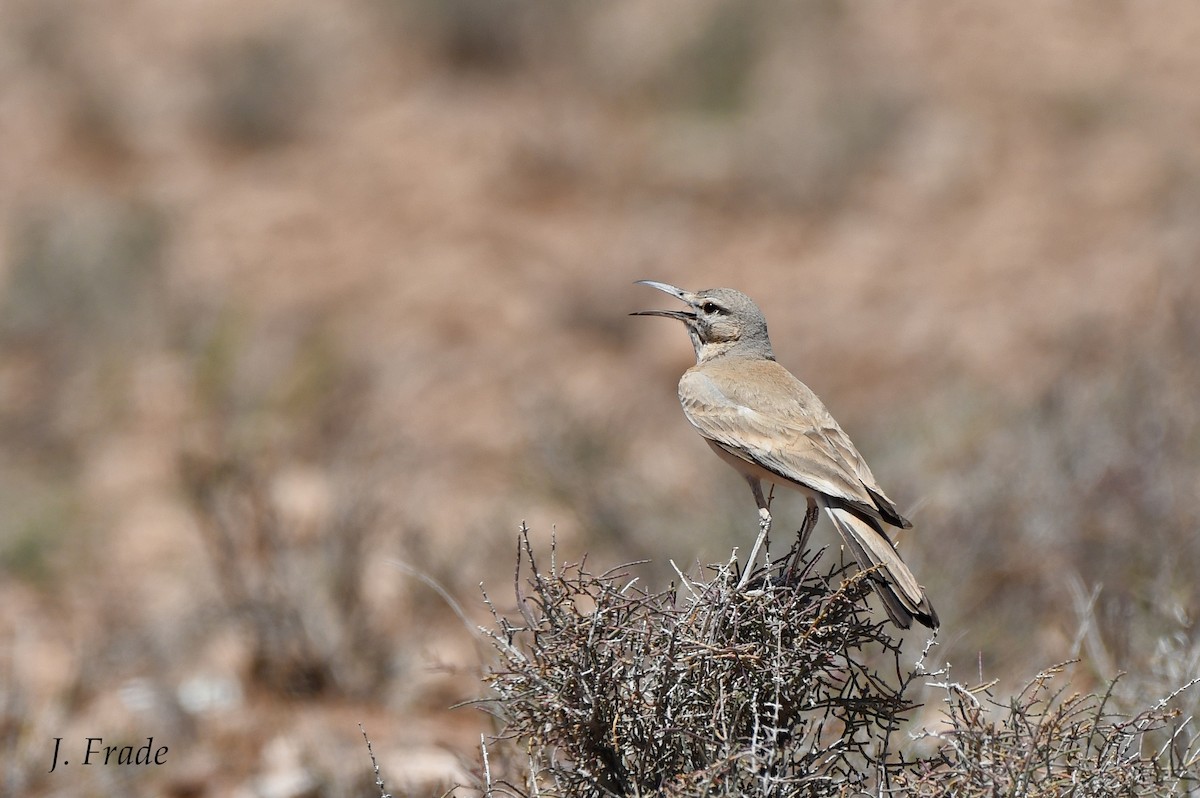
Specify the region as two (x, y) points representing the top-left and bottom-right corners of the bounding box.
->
(798, 496), (818, 551)
(784, 497), (820, 583)
(737, 478), (772, 590)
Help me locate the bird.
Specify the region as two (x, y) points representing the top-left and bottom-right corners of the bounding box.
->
(632, 280), (938, 630)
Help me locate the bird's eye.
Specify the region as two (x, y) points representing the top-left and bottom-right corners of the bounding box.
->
(701, 302), (721, 314)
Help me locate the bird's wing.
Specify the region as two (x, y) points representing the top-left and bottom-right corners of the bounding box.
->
(814, 413), (913, 529)
(679, 366), (885, 515)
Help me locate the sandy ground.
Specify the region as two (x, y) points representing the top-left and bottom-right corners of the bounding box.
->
(2, 2), (1199, 795)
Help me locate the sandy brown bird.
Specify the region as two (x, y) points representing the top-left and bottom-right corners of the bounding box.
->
(632, 280), (938, 629)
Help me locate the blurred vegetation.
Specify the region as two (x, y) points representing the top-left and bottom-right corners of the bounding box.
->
(200, 29), (318, 150)
(1, 1), (1199, 795)
(916, 286), (1200, 681)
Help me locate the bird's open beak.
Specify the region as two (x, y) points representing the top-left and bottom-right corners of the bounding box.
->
(630, 280), (697, 320)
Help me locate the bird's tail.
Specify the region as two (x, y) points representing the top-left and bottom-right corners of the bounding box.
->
(822, 500), (939, 630)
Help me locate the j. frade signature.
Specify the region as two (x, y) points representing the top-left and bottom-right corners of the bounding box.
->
(49, 737), (168, 773)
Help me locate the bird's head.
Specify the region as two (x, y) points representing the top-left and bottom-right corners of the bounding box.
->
(631, 280), (774, 363)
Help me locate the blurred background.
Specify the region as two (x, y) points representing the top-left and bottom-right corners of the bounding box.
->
(2, 1), (1199, 795)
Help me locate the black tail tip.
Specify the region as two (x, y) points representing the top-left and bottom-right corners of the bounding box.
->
(913, 601), (940, 631)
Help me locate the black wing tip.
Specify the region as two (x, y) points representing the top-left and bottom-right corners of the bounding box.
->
(882, 503), (914, 530)
(864, 485), (913, 529)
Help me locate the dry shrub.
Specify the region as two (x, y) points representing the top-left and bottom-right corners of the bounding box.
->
(901, 665), (1200, 797)
(478, 528), (922, 797)
(469, 532), (1199, 798)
